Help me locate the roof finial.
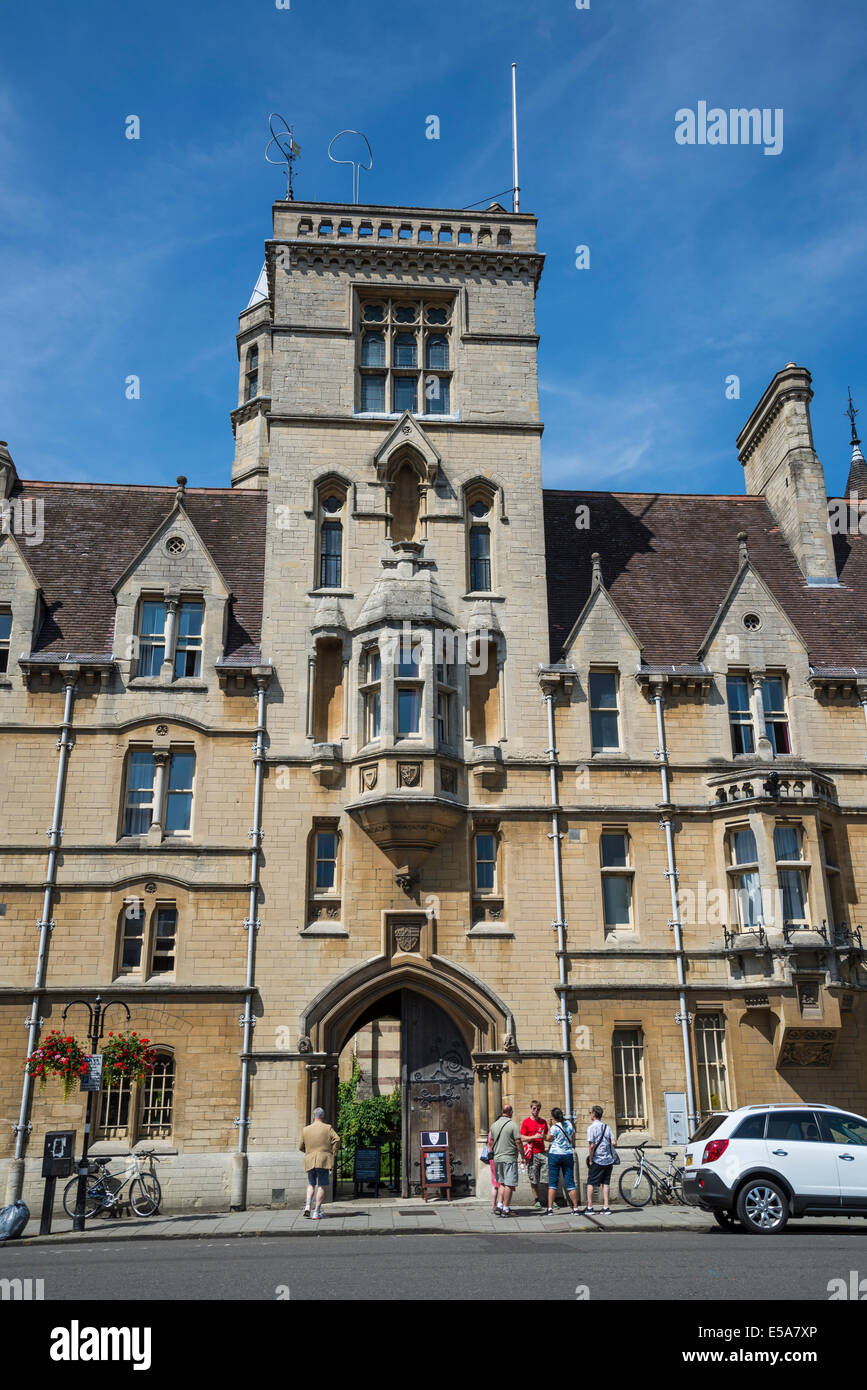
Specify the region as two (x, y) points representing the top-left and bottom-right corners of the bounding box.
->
(845, 390), (867, 497)
(591, 552), (603, 588)
(738, 531), (750, 566)
(847, 388), (866, 467)
(176, 475), (187, 508)
(846, 387), (861, 446)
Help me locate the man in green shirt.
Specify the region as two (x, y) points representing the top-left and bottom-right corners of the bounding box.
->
(490, 1104), (522, 1217)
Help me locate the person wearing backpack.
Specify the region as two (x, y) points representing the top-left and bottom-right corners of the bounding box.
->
(543, 1107), (581, 1215)
(584, 1104), (617, 1215)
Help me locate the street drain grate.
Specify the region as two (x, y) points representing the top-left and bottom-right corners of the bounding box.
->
(397, 1208), (439, 1216)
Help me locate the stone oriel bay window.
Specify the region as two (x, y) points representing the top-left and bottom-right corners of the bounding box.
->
(435, 656), (457, 748)
(355, 627), (455, 752)
(725, 824), (763, 930)
(820, 824), (846, 933)
(359, 644), (381, 744)
(394, 638), (422, 739)
(121, 744), (196, 842)
(774, 821), (810, 926)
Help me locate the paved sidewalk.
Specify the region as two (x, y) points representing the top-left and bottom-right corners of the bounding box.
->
(0, 1198), (724, 1246)
(7, 1197), (867, 1247)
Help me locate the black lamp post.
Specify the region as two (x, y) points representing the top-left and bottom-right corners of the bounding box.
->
(62, 994), (131, 1232)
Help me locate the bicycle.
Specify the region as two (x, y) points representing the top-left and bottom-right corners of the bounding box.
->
(62, 1149), (162, 1220)
(618, 1141), (685, 1207)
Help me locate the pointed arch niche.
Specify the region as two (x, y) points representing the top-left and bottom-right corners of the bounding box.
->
(373, 415), (440, 544)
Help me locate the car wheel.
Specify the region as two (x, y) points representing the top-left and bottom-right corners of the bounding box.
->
(713, 1209), (739, 1230)
(736, 1179), (789, 1234)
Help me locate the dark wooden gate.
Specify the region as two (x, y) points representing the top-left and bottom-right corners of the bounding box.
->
(402, 991), (475, 1197)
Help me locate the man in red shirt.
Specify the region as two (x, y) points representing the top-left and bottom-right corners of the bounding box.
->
(520, 1100), (549, 1208)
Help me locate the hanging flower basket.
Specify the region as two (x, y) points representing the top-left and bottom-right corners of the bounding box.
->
(25, 1030), (88, 1102)
(101, 1031), (157, 1086)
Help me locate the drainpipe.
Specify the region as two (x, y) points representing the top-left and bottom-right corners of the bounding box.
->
(652, 684), (699, 1131)
(5, 667), (77, 1204)
(231, 665), (270, 1210)
(539, 667), (576, 1122)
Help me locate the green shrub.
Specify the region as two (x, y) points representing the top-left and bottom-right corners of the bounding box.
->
(337, 1059), (400, 1174)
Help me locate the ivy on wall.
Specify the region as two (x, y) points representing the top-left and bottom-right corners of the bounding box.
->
(336, 1058), (401, 1175)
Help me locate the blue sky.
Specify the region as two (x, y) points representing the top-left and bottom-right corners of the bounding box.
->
(1, 0), (866, 496)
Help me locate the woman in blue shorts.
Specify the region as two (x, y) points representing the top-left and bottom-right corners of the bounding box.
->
(543, 1107), (581, 1215)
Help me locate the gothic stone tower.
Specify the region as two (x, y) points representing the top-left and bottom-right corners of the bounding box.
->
(231, 201), (559, 1199)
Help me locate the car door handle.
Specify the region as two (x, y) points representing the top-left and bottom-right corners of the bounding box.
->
(839, 1154), (855, 1162)
(771, 1149), (788, 1156)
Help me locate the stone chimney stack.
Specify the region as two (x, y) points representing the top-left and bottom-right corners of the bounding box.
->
(0, 440), (18, 499)
(737, 365), (837, 584)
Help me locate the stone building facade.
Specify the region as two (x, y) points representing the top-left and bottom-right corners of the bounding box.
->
(1, 196), (867, 1210)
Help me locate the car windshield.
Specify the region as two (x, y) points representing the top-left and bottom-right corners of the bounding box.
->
(689, 1114), (728, 1143)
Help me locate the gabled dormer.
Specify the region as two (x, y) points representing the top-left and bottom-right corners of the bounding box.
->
(112, 478), (231, 688)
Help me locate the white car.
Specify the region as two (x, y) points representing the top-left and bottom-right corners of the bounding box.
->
(682, 1103), (867, 1233)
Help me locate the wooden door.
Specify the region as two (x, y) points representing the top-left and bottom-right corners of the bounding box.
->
(402, 991), (474, 1197)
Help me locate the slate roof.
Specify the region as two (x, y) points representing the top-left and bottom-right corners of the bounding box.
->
(543, 490), (867, 668)
(15, 482), (267, 662)
(9, 478), (867, 675)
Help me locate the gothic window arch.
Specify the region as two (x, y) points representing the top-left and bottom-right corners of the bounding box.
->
(311, 634), (345, 743)
(314, 476), (349, 590)
(464, 481), (497, 593)
(391, 462), (421, 542)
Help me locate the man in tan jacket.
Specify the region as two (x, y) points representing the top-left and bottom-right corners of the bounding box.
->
(299, 1107), (341, 1219)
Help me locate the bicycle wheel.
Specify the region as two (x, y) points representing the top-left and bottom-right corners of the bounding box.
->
(619, 1166), (654, 1207)
(670, 1169), (686, 1204)
(129, 1173), (162, 1217)
(62, 1174), (121, 1219)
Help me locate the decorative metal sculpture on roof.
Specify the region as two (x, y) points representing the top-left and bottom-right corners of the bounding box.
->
(327, 130), (373, 204)
(265, 113), (301, 201)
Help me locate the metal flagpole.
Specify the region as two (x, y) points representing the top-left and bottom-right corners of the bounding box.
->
(511, 63), (520, 213)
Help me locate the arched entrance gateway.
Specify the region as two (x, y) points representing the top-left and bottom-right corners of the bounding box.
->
(301, 958), (514, 1199)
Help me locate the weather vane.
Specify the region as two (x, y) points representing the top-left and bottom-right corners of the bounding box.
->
(327, 129), (373, 204)
(846, 387), (860, 445)
(265, 113), (301, 201)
